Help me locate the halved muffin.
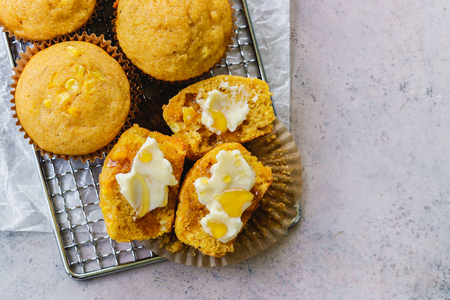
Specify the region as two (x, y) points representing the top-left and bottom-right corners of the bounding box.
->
(174, 143), (273, 257)
(99, 124), (186, 242)
(163, 75), (275, 160)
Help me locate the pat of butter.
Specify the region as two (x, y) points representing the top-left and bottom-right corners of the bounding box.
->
(116, 137), (178, 218)
(194, 150), (256, 243)
(196, 82), (251, 135)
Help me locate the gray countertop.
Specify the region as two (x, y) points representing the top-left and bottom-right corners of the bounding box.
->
(2, 1), (450, 299)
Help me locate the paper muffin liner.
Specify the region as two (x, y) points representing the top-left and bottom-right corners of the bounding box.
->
(0, 0), (102, 44)
(10, 32), (142, 163)
(111, 0), (238, 85)
(141, 118), (302, 267)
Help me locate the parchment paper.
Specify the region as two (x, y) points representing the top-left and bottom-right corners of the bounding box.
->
(0, 0), (290, 232)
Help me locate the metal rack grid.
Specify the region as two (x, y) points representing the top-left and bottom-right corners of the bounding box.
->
(2, 0), (300, 279)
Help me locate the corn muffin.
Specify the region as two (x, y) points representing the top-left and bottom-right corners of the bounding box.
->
(99, 125), (186, 242)
(0, 0), (97, 41)
(163, 75), (275, 160)
(115, 0), (233, 81)
(14, 41), (131, 157)
(175, 143), (273, 257)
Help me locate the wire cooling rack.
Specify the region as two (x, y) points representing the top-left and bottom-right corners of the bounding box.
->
(2, 0), (300, 279)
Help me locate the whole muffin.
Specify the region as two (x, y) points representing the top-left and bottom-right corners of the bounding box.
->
(14, 41), (131, 157)
(115, 0), (233, 82)
(0, 0), (97, 41)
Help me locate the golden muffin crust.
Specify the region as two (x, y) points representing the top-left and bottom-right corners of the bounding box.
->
(175, 143), (273, 257)
(116, 0), (233, 81)
(99, 125), (186, 242)
(0, 0), (97, 41)
(163, 75), (275, 160)
(15, 41), (131, 156)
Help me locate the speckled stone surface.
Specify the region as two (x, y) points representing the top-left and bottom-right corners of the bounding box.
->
(2, 0), (450, 299)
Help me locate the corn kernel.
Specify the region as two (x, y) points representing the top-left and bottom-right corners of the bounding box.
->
(211, 109), (228, 133)
(234, 159), (241, 167)
(201, 46), (210, 59)
(68, 107), (82, 117)
(83, 79), (96, 94)
(92, 70), (107, 81)
(113, 149), (128, 160)
(139, 150), (153, 163)
(59, 92), (70, 105)
(48, 74), (56, 88)
(182, 107), (196, 125)
(43, 100), (52, 108)
(207, 220), (227, 239)
(200, 178), (208, 185)
(73, 65), (85, 78)
(222, 173), (231, 183)
(171, 122), (182, 133)
(67, 46), (82, 57)
(65, 78), (80, 93)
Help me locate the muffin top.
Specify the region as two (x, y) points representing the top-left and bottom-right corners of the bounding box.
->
(116, 0), (233, 82)
(15, 41), (131, 156)
(0, 0), (97, 41)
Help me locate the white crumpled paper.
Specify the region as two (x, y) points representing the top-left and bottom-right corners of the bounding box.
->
(0, 0), (290, 232)
(0, 37), (51, 232)
(248, 0), (290, 130)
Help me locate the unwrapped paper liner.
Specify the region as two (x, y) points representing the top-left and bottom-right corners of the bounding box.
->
(10, 32), (142, 163)
(111, 0), (238, 84)
(141, 118), (302, 267)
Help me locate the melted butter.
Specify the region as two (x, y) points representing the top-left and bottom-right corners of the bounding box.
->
(116, 137), (178, 218)
(234, 154), (241, 166)
(130, 173), (150, 218)
(207, 220), (228, 239)
(196, 83), (251, 135)
(195, 150), (256, 243)
(211, 110), (227, 132)
(222, 173), (231, 183)
(139, 150), (152, 163)
(214, 189), (254, 218)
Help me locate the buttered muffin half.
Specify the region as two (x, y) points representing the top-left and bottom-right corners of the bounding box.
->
(163, 75), (275, 160)
(99, 125), (186, 242)
(175, 143), (273, 257)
